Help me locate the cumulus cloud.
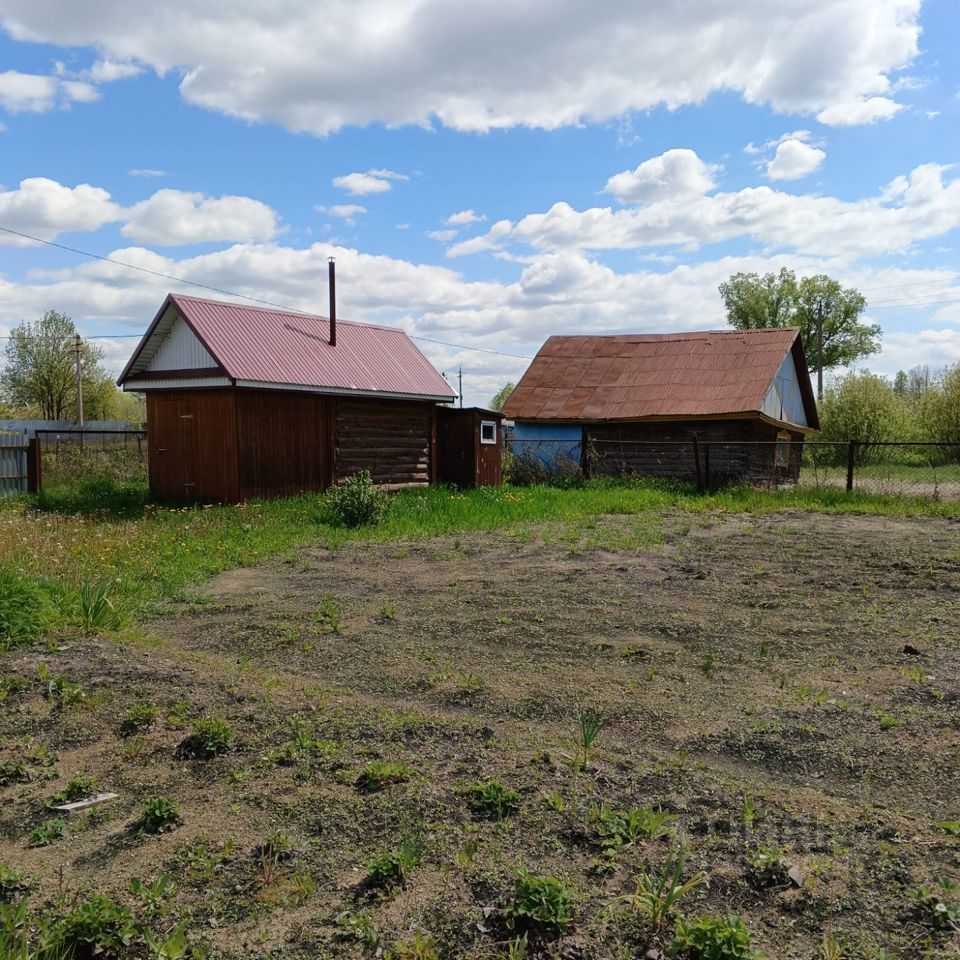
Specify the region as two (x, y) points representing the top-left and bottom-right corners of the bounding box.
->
(766, 138), (826, 181)
(427, 229), (458, 242)
(446, 209), (487, 226)
(333, 169), (408, 196)
(0, 57), (139, 113)
(0, 70), (59, 112)
(315, 203), (366, 225)
(0, 0), (921, 133)
(0, 177), (121, 242)
(452, 153), (960, 263)
(122, 190), (279, 245)
(605, 149), (717, 204)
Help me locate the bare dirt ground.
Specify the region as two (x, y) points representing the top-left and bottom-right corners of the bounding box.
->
(2, 512), (959, 958)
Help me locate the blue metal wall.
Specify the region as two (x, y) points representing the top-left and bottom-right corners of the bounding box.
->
(512, 422), (582, 467)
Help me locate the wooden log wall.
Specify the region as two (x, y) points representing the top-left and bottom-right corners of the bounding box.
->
(586, 419), (804, 486)
(334, 397), (434, 486)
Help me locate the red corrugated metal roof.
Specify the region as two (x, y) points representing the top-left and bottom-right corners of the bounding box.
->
(120, 294), (455, 400)
(502, 329), (811, 422)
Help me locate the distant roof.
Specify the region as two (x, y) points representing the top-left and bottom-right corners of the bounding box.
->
(501, 328), (818, 428)
(118, 294), (455, 402)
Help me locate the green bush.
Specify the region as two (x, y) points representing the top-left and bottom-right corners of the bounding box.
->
(139, 796), (181, 834)
(0, 571), (53, 651)
(921, 363), (960, 459)
(57, 893), (137, 956)
(366, 836), (421, 891)
(0, 864), (29, 903)
(463, 779), (521, 820)
(119, 701), (158, 737)
(670, 914), (756, 959)
(326, 471), (389, 528)
(180, 716), (234, 758)
(504, 870), (576, 941)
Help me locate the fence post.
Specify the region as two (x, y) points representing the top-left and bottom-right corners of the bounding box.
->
(26, 438), (42, 494)
(692, 434), (703, 492)
(703, 443), (711, 490)
(846, 440), (856, 492)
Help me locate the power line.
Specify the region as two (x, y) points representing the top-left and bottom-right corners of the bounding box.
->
(0, 224), (533, 359)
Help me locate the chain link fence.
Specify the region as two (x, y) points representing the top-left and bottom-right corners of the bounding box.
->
(36, 429), (148, 491)
(506, 437), (960, 500)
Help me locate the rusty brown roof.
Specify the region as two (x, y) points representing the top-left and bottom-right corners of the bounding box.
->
(501, 328), (815, 424)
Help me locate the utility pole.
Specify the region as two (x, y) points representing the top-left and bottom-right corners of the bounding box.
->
(74, 333), (85, 442)
(816, 298), (824, 403)
(458, 365), (463, 408)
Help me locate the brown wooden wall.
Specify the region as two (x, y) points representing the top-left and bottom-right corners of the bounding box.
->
(586, 418), (804, 486)
(436, 408), (503, 487)
(146, 389), (239, 501)
(235, 389), (330, 500)
(333, 397), (435, 487)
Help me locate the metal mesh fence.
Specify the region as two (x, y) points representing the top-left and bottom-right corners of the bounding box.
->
(506, 437), (960, 500)
(36, 429), (148, 490)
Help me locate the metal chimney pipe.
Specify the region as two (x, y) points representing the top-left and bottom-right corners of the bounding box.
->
(328, 256), (337, 347)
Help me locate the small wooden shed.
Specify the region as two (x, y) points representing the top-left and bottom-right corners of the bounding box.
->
(436, 407), (504, 487)
(117, 293), (457, 501)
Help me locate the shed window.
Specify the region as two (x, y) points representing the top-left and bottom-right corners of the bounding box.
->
(774, 431), (791, 468)
(480, 420), (497, 444)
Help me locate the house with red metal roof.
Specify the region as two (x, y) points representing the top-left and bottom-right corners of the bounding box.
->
(118, 289), (466, 501)
(501, 328), (819, 486)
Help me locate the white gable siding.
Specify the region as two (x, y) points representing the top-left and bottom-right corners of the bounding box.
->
(761, 350), (808, 427)
(147, 313), (215, 371)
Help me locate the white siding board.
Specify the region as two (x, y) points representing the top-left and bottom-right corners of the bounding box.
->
(761, 351), (807, 427)
(147, 313), (215, 371)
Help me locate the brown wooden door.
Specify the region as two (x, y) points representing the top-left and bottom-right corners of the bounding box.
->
(152, 397), (197, 499)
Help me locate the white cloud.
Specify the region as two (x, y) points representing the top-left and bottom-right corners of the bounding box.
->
(86, 59), (142, 83)
(453, 153), (960, 263)
(333, 169), (408, 196)
(0, 177), (121, 242)
(816, 96), (903, 125)
(0, 0), (921, 133)
(0, 70), (58, 112)
(427, 229), (458, 242)
(122, 190), (279, 245)
(605, 149), (717, 204)
(315, 203), (366, 225)
(446, 209), (487, 226)
(129, 168), (166, 178)
(766, 138), (826, 181)
(60, 80), (100, 104)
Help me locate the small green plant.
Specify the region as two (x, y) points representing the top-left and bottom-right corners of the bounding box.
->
(356, 761), (412, 792)
(0, 571), (52, 651)
(312, 594), (342, 633)
(129, 875), (178, 917)
(464, 778), (521, 820)
(326, 470), (389, 528)
(139, 796), (181, 834)
(506, 936), (529, 960)
(46, 674), (86, 706)
(28, 818), (66, 847)
(574, 705), (604, 771)
(596, 804), (675, 856)
(701, 651), (716, 678)
(337, 909), (382, 948)
(120, 701), (159, 737)
(181, 715), (234, 758)
(939, 820), (960, 837)
(366, 835), (422, 892)
(907, 878), (960, 931)
(504, 870), (576, 942)
(620, 847), (708, 931)
(0, 864), (29, 903)
(376, 603), (397, 622)
(385, 930), (439, 960)
(745, 846), (789, 888)
(670, 914), (756, 959)
(879, 714), (901, 731)
(741, 792), (765, 828)
(76, 578), (125, 633)
(49, 774), (100, 806)
(819, 935), (845, 960)
(264, 715), (334, 766)
(143, 919), (190, 960)
(0, 758), (29, 786)
(179, 835), (234, 881)
(58, 893), (137, 955)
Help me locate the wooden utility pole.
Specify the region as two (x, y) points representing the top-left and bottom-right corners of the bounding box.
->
(816, 298), (824, 403)
(74, 333), (85, 444)
(458, 366), (463, 408)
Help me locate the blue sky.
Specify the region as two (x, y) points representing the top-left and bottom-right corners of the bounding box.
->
(1, 0), (958, 405)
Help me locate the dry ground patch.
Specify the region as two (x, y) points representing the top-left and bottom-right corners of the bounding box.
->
(2, 511), (959, 958)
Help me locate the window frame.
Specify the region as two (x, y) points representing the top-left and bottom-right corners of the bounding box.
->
(774, 430), (792, 468)
(479, 420), (498, 445)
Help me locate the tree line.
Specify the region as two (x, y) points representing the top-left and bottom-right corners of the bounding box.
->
(0, 311), (143, 423)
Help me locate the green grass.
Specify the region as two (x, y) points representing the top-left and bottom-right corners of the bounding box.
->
(2, 477), (957, 646)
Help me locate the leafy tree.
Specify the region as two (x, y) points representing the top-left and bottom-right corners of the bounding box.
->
(818, 372), (908, 463)
(489, 381), (515, 412)
(0, 311), (111, 420)
(921, 363), (960, 457)
(893, 370), (908, 397)
(719, 269), (880, 370)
